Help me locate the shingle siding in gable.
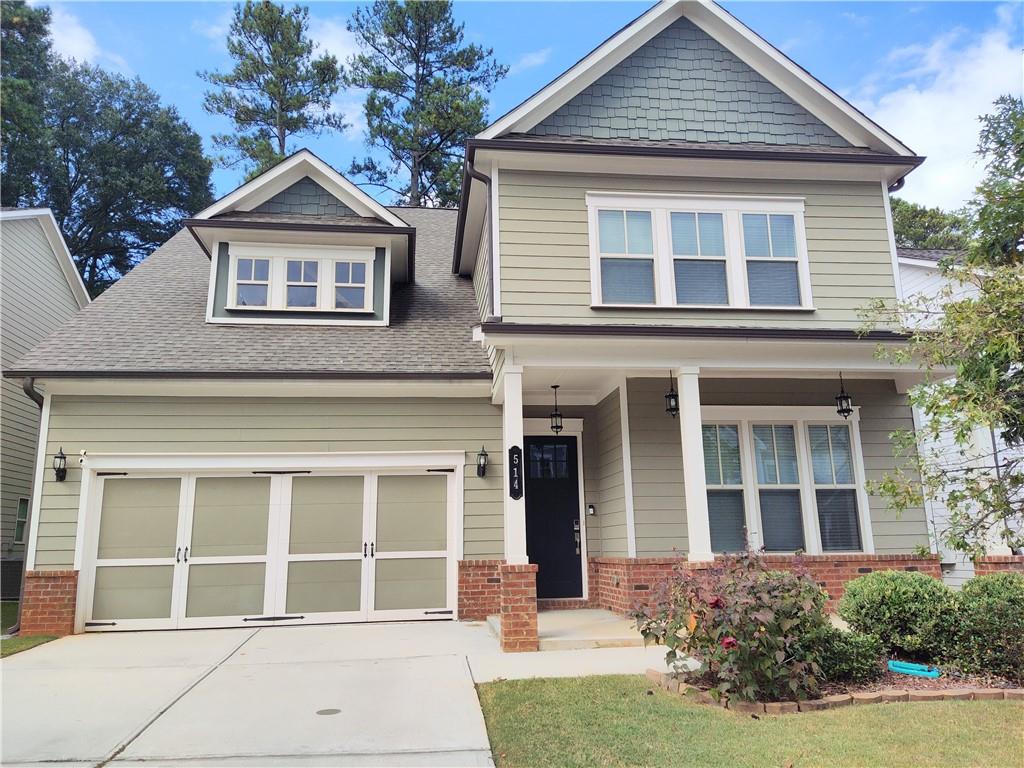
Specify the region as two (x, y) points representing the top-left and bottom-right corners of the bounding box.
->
(252, 176), (359, 218)
(527, 17), (850, 147)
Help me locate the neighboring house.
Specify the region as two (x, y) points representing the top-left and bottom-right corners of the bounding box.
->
(0, 209), (89, 599)
(8, 1), (960, 646)
(897, 248), (1020, 586)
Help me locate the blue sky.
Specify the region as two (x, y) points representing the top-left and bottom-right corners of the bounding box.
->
(42, 1), (1022, 210)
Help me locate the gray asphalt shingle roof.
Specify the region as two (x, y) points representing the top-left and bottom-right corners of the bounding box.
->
(897, 247), (959, 263)
(8, 207), (491, 378)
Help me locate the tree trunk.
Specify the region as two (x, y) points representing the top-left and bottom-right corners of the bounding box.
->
(409, 151), (420, 207)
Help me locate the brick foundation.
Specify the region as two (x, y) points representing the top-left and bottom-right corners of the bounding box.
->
(973, 555), (1024, 575)
(499, 563), (539, 652)
(19, 569), (78, 636)
(457, 560), (503, 620)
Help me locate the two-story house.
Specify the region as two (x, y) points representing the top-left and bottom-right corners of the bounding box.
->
(7, 0), (943, 650)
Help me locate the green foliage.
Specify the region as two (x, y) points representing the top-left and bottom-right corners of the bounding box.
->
(890, 197), (968, 250)
(862, 95), (1024, 556)
(808, 625), (884, 684)
(40, 62), (213, 295)
(634, 551), (829, 703)
(0, 1), (51, 205)
(345, 0), (507, 206)
(200, 0), (347, 176)
(946, 572), (1024, 683)
(838, 571), (952, 658)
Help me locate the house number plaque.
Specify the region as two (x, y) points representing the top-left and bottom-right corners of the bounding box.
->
(508, 445), (523, 500)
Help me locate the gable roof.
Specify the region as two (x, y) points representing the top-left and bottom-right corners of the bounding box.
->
(479, 0), (915, 157)
(897, 247), (959, 266)
(194, 149), (409, 228)
(7, 208), (489, 379)
(0, 208), (90, 308)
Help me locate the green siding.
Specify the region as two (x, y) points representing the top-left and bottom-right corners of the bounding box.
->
(593, 389), (629, 556)
(1, 218), (82, 562)
(622, 377), (930, 555)
(472, 217), (493, 320)
(528, 17), (849, 147)
(34, 396), (504, 568)
(252, 177), (358, 218)
(498, 171), (897, 329)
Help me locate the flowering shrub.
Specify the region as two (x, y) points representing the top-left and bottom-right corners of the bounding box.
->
(634, 551), (829, 703)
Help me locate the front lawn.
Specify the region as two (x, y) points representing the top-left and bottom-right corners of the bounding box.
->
(2, 600), (18, 632)
(0, 601), (56, 657)
(477, 675), (1023, 768)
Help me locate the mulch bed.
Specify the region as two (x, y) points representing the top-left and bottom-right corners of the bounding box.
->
(824, 663), (1018, 695)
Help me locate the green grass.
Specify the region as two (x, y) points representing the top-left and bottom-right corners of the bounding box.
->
(0, 601), (56, 657)
(477, 675), (1024, 768)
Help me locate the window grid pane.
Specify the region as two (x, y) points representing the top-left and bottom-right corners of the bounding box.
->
(709, 490), (746, 553)
(742, 213), (771, 257)
(830, 425), (854, 484)
(697, 213), (726, 257)
(816, 489), (861, 551)
(674, 260), (728, 305)
(625, 210), (654, 254)
(670, 212), (698, 256)
(600, 258), (655, 304)
(747, 261), (801, 306)
(769, 214), (797, 258)
(702, 425), (722, 485)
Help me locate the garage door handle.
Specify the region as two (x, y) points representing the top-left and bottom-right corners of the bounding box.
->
(363, 542), (367, 558)
(183, 547), (189, 562)
(176, 547), (181, 563)
(370, 543), (375, 558)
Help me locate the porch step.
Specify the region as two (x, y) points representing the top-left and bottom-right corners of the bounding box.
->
(487, 609), (644, 651)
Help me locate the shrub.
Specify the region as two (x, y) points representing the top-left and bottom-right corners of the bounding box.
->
(634, 551), (829, 703)
(946, 572), (1024, 683)
(838, 571), (952, 658)
(809, 625), (884, 684)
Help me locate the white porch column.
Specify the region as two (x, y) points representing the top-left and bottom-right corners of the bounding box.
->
(677, 368), (713, 562)
(502, 369), (529, 564)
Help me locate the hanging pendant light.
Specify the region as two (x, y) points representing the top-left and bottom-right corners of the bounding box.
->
(665, 371), (680, 418)
(835, 372), (854, 419)
(549, 385), (563, 434)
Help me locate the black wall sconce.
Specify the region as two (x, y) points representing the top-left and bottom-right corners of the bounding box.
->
(53, 447), (67, 482)
(550, 385), (563, 434)
(835, 373), (854, 419)
(665, 371), (680, 418)
(476, 445), (489, 477)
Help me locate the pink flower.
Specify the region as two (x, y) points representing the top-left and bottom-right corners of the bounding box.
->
(721, 636), (738, 650)
(708, 596), (724, 609)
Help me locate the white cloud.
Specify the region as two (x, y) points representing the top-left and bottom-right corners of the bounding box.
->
(49, 6), (129, 71)
(851, 4), (1021, 210)
(509, 47), (552, 76)
(334, 94), (367, 142)
(191, 8), (232, 48)
(309, 17), (360, 66)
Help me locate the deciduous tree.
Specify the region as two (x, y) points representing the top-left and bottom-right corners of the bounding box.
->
(890, 197), (968, 251)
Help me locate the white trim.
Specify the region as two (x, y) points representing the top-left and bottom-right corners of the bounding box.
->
(523, 419), (590, 601)
(502, 371), (529, 564)
(39, 378), (492, 399)
(478, 1), (914, 157)
(699, 405), (873, 555)
(490, 165), (503, 318)
(585, 192), (812, 310)
(897, 256), (942, 271)
(883, 183), (906, 301)
(194, 150), (408, 227)
(0, 208), (90, 307)
(617, 378), (638, 557)
(79, 451), (467, 473)
(24, 397), (52, 570)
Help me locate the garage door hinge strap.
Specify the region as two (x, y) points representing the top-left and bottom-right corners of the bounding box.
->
(85, 621), (117, 626)
(423, 610), (454, 615)
(251, 470), (312, 475)
(97, 472), (129, 477)
(426, 468), (455, 473)
(243, 615), (305, 622)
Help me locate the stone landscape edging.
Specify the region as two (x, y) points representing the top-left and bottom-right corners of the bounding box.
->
(645, 669), (1024, 714)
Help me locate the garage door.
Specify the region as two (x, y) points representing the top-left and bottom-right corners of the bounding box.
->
(83, 467), (456, 631)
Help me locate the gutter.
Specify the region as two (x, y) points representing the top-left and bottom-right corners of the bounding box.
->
(10, 378), (44, 635)
(477, 322), (912, 343)
(451, 143), (479, 274)
(464, 157), (495, 314)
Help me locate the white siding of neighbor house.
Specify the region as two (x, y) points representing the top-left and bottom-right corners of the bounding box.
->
(1, 217), (83, 566)
(497, 171), (898, 329)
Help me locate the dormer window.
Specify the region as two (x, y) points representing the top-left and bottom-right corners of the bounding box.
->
(226, 243), (375, 313)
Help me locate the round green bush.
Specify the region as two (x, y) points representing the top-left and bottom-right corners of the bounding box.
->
(947, 572), (1024, 683)
(809, 625), (885, 684)
(838, 571), (953, 658)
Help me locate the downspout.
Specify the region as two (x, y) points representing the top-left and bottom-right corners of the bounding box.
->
(10, 378), (45, 635)
(466, 158), (496, 320)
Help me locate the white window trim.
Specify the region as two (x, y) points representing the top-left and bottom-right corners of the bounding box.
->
(700, 406), (874, 555)
(586, 192), (814, 311)
(226, 243), (375, 314)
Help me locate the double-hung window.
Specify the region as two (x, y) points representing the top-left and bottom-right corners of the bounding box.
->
(808, 424), (862, 551)
(699, 408), (872, 555)
(586, 193), (811, 310)
(702, 424), (746, 552)
(226, 244), (375, 313)
(14, 497), (29, 543)
(596, 209), (656, 304)
(742, 213), (802, 306)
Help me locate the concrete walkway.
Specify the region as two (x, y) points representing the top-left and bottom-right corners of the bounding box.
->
(1, 619), (664, 767)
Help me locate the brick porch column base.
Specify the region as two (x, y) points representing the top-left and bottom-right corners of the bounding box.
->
(973, 555), (1024, 575)
(499, 563), (538, 652)
(20, 570), (78, 636)
(458, 560), (503, 620)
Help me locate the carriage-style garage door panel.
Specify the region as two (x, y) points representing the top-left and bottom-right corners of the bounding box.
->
(82, 461), (458, 631)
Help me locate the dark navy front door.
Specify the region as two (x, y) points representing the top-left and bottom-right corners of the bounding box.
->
(524, 436), (583, 599)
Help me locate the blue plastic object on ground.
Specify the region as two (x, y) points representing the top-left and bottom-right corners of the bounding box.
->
(888, 660), (942, 678)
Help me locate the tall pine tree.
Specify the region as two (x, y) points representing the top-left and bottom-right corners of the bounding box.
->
(200, 0), (347, 177)
(346, 0), (506, 207)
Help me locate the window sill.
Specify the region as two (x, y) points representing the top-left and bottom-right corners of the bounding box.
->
(226, 305), (374, 315)
(590, 303), (817, 312)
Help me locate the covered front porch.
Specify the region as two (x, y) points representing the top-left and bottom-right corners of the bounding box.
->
(474, 327), (938, 651)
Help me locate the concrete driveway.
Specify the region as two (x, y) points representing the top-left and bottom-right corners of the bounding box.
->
(2, 620), (664, 767)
